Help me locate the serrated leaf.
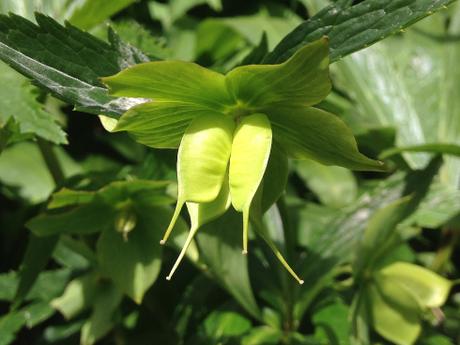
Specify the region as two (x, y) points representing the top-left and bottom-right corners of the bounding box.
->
(265, 0), (456, 64)
(266, 105), (384, 171)
(0, 13), (135, 116)
(0, 62), (66, 144)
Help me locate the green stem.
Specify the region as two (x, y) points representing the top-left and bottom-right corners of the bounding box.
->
(36, 138), (65, 185)
(430, 226), (459, 273)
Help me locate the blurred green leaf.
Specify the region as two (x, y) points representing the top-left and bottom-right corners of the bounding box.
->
(197, 209), (261, 319)
(334, 10), (460, 186)
(51, 273), (98, 319)
(313, 301), (349, 345)
(367, 278), (421, 345)
(13, 234), (59, 307)
(202, 310), (251, 339)
(0, 62), (66, 144)
(68, 0), (137, 30)
(97, 205), (177, 303)
(295, 159), (357, 208)
(0, 142), (80, 202)
(379, 262), (452, 308)
(80, 282), (122, 345)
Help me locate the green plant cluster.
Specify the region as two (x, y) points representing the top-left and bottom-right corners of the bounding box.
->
(0, 1), (459, 345)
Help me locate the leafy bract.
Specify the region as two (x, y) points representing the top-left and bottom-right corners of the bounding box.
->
(265, 0), (456, 64)
(102, 60), (232, 110)
(114, 102), (217, 148)
(266, 105), (385, 171)
(226, 38), (330, 109)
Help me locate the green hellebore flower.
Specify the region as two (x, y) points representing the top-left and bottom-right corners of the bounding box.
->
(102, 37), (384, 283)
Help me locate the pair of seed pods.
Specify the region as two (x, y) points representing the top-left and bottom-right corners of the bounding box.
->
(160, 112), (273, 280)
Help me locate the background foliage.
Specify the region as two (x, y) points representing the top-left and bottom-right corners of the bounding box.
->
(0, 0), (459, 345)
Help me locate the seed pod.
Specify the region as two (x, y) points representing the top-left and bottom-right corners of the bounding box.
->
(161, 114), (234, 244)
(166, 176), (231, 280)
(229, 113), (272, 254)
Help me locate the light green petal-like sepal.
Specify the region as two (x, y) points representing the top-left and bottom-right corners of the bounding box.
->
(229, 113), (272, 254)
(166, 177), (231, 280)
(161, 114), (234, 245)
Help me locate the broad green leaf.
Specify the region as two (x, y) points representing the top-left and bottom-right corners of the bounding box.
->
(230, 113), (272, 253)
(0, 62), (66, 144)
(47, 189), (95, 209)
(197, 209), (261, 319)
(161, 114), (234, 244)
(379, 262), (452, 308)
(226, 38), (330, 109)
(80, 283), (122, 345)
(27, 201), (116, 236)
(0, 13), (133, 116)
(380, 143), (460, 159)
(97, 205), (180, 303)
(368, 275), (422, 345)
(265, 0), (456, 64)
(51, 273), (98, 319)
(266, 105), (384, 171)
(296, 159), (357, 208)
(102, 60), (232, 110)
(114, 101), (218, 148)
(68, 0), (137, 30)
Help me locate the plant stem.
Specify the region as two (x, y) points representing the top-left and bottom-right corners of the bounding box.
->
(36, 137), (65, 185)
